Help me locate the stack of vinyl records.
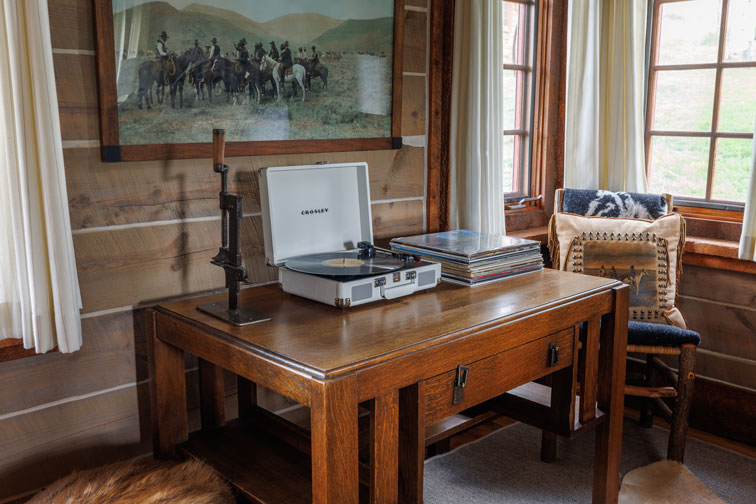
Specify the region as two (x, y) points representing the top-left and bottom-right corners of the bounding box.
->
(390, 229), (543, 286)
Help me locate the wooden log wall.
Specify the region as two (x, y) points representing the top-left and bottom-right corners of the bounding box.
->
(0, 0), (429, 500)
(677, 266), (756, 389)
(636, 264), (756, 446)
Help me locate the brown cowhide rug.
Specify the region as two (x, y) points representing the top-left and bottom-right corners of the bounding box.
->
(28, 458), (234, 504)
(619, 460), (725, 504)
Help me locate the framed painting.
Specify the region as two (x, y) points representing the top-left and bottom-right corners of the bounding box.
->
(93, 0), (404, 162)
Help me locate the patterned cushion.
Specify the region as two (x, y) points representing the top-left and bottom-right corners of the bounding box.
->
(562, 189), (669, 220)
(628, 321), (700, 347)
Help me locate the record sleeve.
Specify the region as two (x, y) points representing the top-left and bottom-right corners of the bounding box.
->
(391, 230), (540, 261)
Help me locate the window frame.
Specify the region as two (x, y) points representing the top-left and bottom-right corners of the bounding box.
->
(503, 0), (538, 202)
(426, 0), (567, 234)
(645, 0), (755, 212)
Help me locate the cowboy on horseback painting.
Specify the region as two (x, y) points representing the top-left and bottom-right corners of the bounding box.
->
(210, 38), (221, 61)
(111, 0), (394, 146)
(581, 240), (658, 308)
(280, 41), (293, 77)
(269, 41), (279, 61)
(155, 31), (172, 83)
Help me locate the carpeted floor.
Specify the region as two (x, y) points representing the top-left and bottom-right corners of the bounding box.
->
(423, 420), (756, 503)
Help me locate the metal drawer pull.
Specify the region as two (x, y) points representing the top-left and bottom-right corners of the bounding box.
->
(547, 342), (560, 367)
(452, 365), (469, 405)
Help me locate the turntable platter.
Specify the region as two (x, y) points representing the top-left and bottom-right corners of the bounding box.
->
(285, 250), (406, 276)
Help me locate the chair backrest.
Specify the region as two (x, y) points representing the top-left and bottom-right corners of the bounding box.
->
(555, 189), (673, 219)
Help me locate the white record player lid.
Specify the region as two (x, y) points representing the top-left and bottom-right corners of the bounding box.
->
(259, 162), (373, 266)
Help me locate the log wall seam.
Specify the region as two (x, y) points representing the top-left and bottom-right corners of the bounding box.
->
(679, 294), (756, 313)
(0, 380), (144, 422)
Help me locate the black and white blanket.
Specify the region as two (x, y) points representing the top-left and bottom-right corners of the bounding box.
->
(562, 189), (668, 220)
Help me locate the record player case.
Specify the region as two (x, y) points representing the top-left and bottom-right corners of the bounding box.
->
(259, 162), (441, 307)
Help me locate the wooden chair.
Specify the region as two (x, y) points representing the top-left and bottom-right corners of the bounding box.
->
(541, 188), (700, 463)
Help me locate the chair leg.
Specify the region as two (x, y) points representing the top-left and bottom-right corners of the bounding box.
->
(668, 345), (696, 462)
(541, 430), (557, 463)
(639, 353), (655, 428)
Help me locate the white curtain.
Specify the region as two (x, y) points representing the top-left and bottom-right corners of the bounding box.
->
(564, 0), (648, 193)
(739, 115), (756, 261)
(449, 0), (506, 236)
(0, 0), (82, 353)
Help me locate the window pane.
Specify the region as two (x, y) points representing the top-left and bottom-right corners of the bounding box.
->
(718, 67), (756, 132)
(712, 138), (753, 202)
(724, 0), (756, 62)
(502, 2), (527, 65)
(653, 70), (716, 131)
(503, 69), (518, 130)
(503, 135), (515, 193)
(657, 0), (722, 65)
(648, 136), (710, 198)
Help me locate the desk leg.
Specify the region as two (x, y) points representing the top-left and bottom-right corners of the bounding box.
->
(399, 382), (425, 504)
(149, 315), (188, 459)
(198, 358), (226, 430)
(237, 376), (257, 421)
(311, 376), (359, 504)
(593, 286), (629, 504)
(370, 390), (399, 504)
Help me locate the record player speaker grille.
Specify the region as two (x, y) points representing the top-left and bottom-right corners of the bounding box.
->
(418, 270), (436, 288)
(351, 283), (373, 302)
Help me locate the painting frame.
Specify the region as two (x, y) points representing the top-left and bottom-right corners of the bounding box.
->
(92, 0), (405, 162)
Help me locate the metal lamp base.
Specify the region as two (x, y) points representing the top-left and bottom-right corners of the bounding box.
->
(197, 303), (271, 326)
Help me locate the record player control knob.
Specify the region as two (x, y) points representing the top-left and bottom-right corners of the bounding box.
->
(406, 271), (417, 280)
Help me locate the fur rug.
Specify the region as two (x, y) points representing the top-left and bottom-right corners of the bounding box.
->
(28, 458), (234, 504)
(619, 460), (725, 504)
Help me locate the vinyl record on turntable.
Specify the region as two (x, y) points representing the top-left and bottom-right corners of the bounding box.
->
(285, 251), (406, 276)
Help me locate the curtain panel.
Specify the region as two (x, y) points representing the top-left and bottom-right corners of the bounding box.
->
(564, 0), (648, 193)
(0, 0), (82, 353)
(448, 0), (506, 236)
(739, 116), (756, 261)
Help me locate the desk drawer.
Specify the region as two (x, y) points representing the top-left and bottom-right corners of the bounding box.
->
(424, 328), (575, 424)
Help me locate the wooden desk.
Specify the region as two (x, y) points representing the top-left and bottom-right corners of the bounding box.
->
(150, 269), (628, 504)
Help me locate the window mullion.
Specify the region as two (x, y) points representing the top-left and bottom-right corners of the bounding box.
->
(705, 0), (731, 200)
(644, 0), (664, 181)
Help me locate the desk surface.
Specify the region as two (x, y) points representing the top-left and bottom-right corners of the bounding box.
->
(157, 269), (618, 377)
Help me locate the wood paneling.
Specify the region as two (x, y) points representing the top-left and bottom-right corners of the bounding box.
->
(688, 377), (756, 448)
(0, 377), (246, 500)
(679, 265), (756, 307)
(64, 149), (220, 230)
(48, 0), (95, 51)
(0, 311), (140, 415)
(53, 54), (99, 141)
(405, 0), (427, 6)
(694, 349), (756, 390)
(65, 146), (424, 229)
(228, 147), (426, 211)
(403, 10), (427, 74)
(402, 75), (426, 136)
(0, 385), (150, 499)
(680, 297), (756, 361)
(73, 216), (277, 313)
(372, 200), (424, 239)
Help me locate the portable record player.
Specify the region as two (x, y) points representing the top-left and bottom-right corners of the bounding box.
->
(259, 162), (441, 308)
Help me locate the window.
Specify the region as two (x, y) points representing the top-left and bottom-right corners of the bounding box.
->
(502, 0), (537, 199)
(645, 0), (756, 207)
